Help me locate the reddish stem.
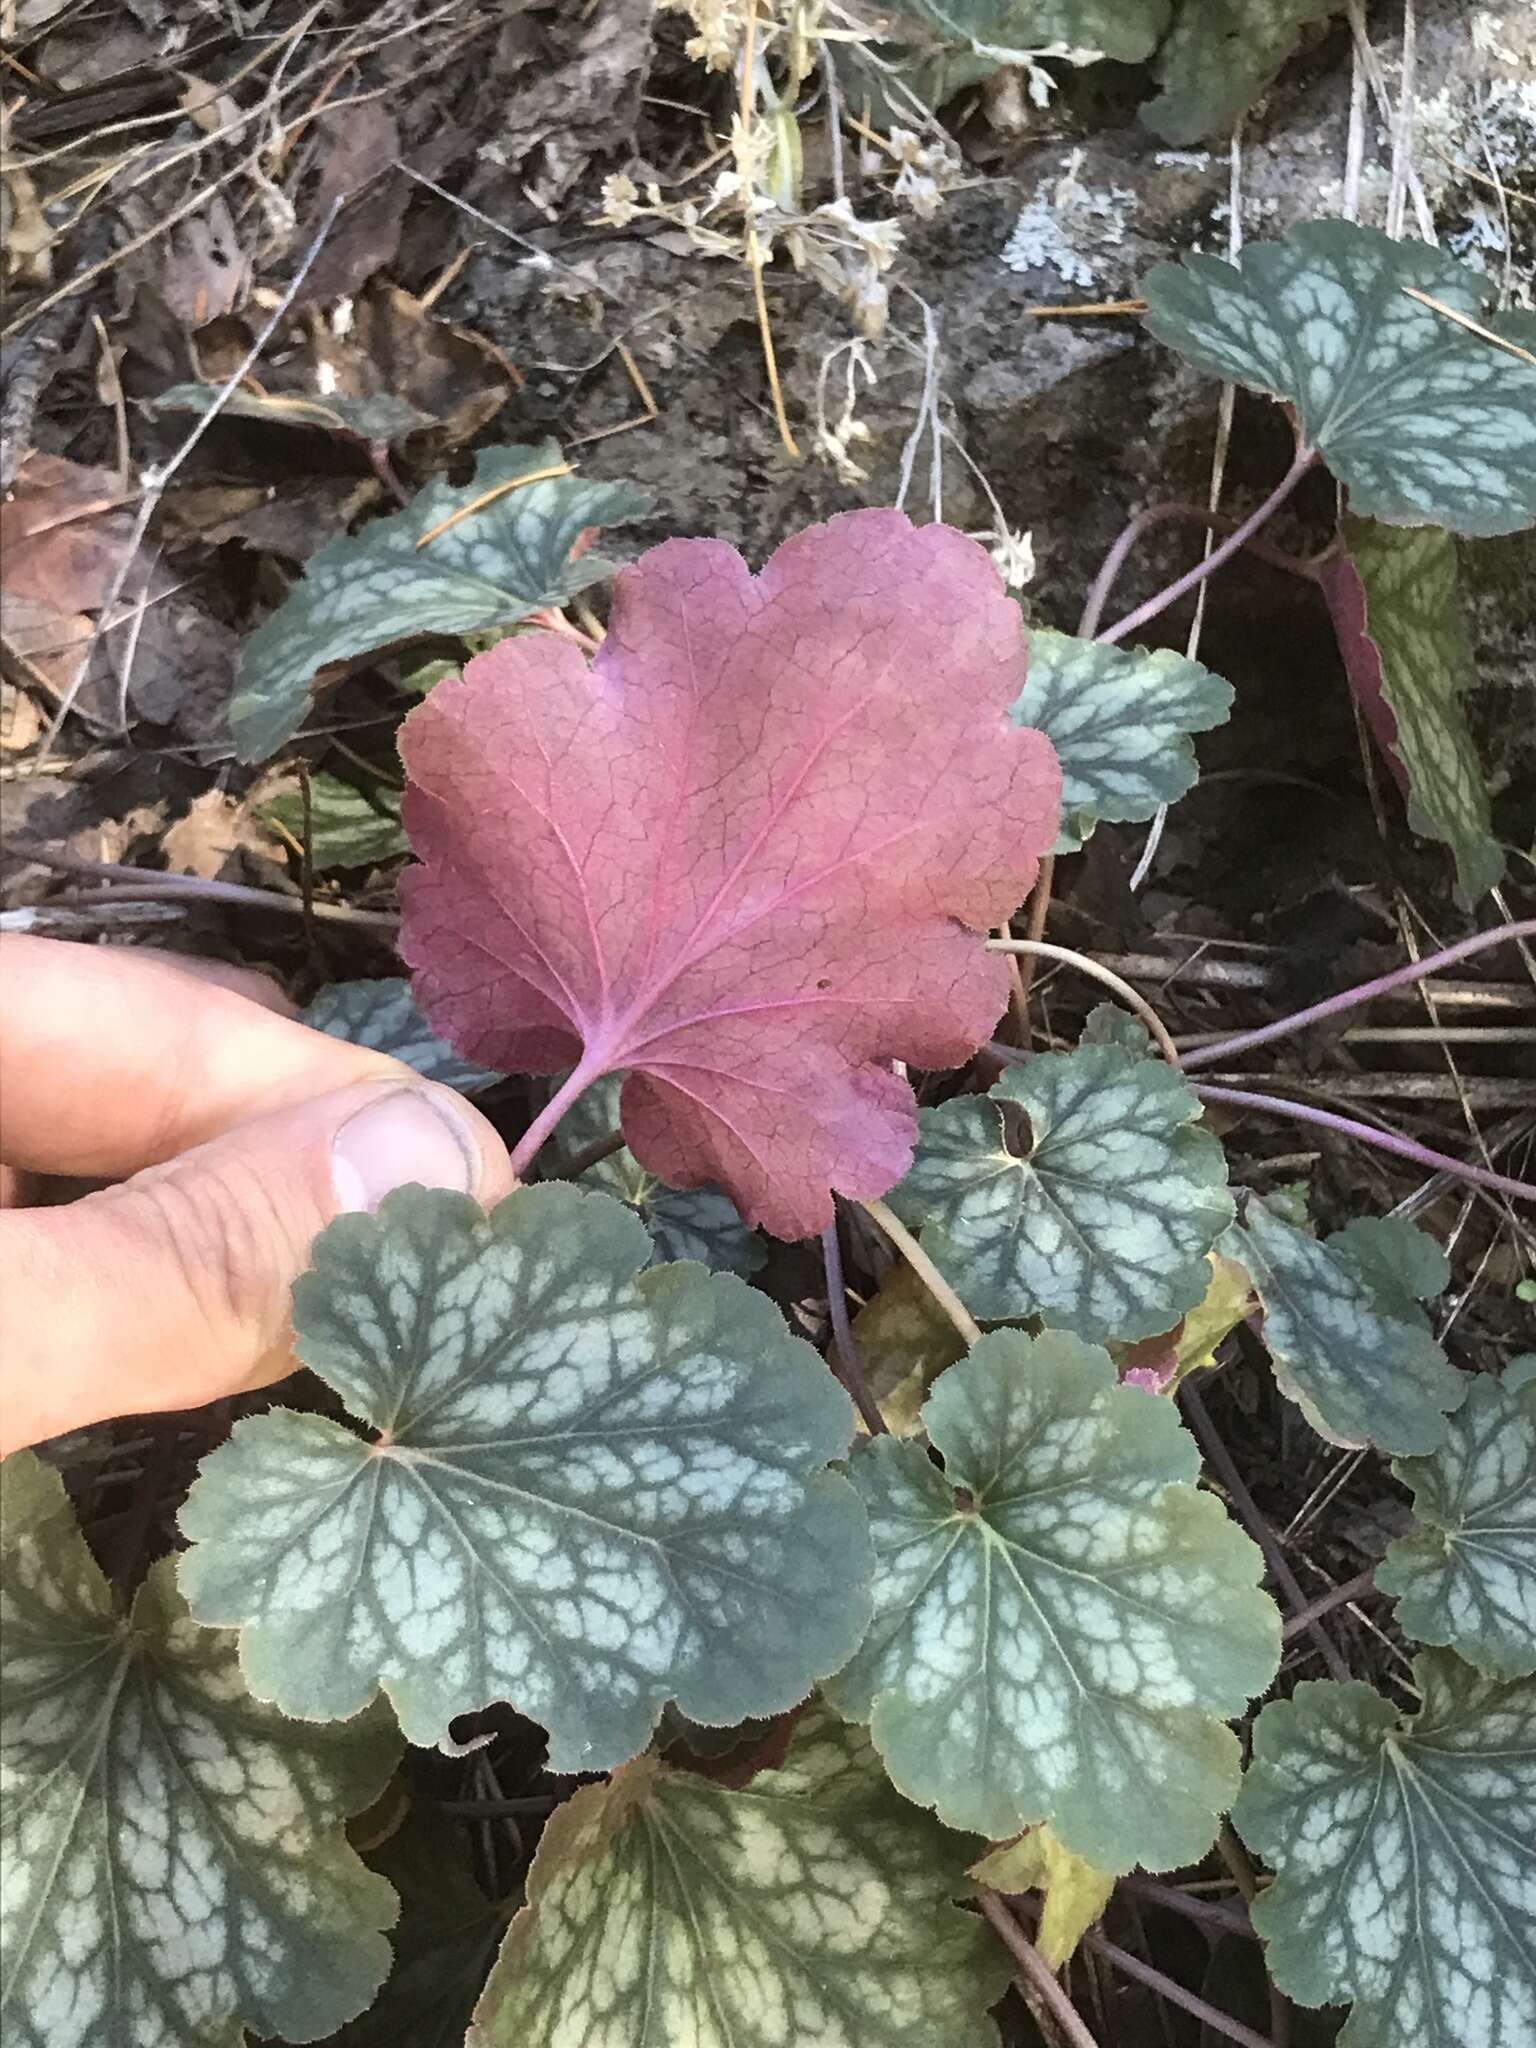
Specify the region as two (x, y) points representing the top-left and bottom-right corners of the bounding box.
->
(1094, 448), (1318, 647)
(1077, 498), (1321, 639)
(508, 1061), (606, 1180)
(1182, 920), (1536, 1071)
(821, 1220), (887, 1437)
(526, 607), (603, 653)
(1193, 1083), (1536, 1206)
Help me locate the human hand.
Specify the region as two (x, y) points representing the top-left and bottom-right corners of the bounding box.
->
(0, 936), (515, 1455)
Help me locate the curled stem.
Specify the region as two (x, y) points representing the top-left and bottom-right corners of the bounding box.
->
(985, 938), (1181, 1066)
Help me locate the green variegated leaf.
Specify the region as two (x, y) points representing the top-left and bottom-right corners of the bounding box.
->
(1233, 1194), (1464, 1454)
(178, 1183), (870, 1766)
(264, 772), (408, 869)
(468, 1704), (1009, 2048)
(1509, 1355), (1536, 1403)
(1329, 1213), (1452, 1317)
(1377, 1369), (1536, 1678)
(302, 977), (505, 1092)
(1016, 630), (1232, 851)
(1142, 1), (1338, 144)
(547, 1075), (764, 1277)
(1235, 1653), (1536, 2048)
(0, 1451), (399, 2048)
(231, 443), (648, 762)
(823, 1333), (1279, 1870)
(1322, 517), (1503, 899)
(1144, 222), (1536, 535)
(888, 1042), (1232, 1341)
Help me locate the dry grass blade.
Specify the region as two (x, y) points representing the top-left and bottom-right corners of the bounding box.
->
(413, 465), (576, 549)
(738, 1), (800, 460)
(1398, 285), (1536, 364)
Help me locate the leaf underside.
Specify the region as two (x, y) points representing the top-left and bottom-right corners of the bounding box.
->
(546, 1073), (765, 1277)
(824, 1334), (1279, 1871)
(302, 976), (505, 1092)
(1, 1453), (399, 2048)
(399, 508), (1062, 1239)
(1377, 1367), (1536, 1679)
(889, 1040), (1233, 1341)
(1017, 629), (1233, 852)
(230, 441), (648, 763)
(1144, 220), (1536, 535)
(1236, 1653), (1536, 2048)
(177, 1184), (871, 1765)
(468, 1705), (1010, 2048)
(1233, 1194), (1464, 1454)
(1321, 516), (1503, 899)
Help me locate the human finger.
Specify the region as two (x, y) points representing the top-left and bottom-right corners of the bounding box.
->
(0, 1073), (517, 1453)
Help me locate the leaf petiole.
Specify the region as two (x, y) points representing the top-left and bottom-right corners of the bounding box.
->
(508, 1063), (609, 1180)
(1095, 445), (1319, 647)
(1077, 494), (1323, 640)
(1182, 919), (1536, 1071)
(820, 1219), (887, 1436)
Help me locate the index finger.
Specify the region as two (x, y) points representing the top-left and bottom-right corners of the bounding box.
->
(0, 936), (402, 1177)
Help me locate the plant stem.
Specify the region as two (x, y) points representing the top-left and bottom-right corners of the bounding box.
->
(20, 852), (399, 930)
(1077, 501), (1321, 639)
(860, 1198), (981, 1347)
(1120, 1876), (1254, 1939)
(1180, 1380), (1351, 1682)
(1214, 1816), (1290, 2048)
(1193, 1084), (1536, 1205)
(1182, 919), (1536, 1071)
(821, 1220), (887, 1436)
(1007, 855), (1055, 1041)
(985, 939), (1181, 1065)
(545, 1127), (627, 1180)
(1214, 1819), (1288, 2048)
(1095, 448), (1318, 647)
(1082, 1928), (1278, 2048)
(1281, 1566), (1378, 1639)
(508, 1064), (605, 1180)
(739, 1), (800, 459)
(977, 1893), (1103, 2048)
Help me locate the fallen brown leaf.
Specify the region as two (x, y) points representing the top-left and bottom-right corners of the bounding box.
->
(162, 788), (282, 878)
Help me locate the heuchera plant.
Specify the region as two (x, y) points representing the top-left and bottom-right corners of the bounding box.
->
(4, 218), (1535, 2048)
(397, 510), (1060, 1236)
